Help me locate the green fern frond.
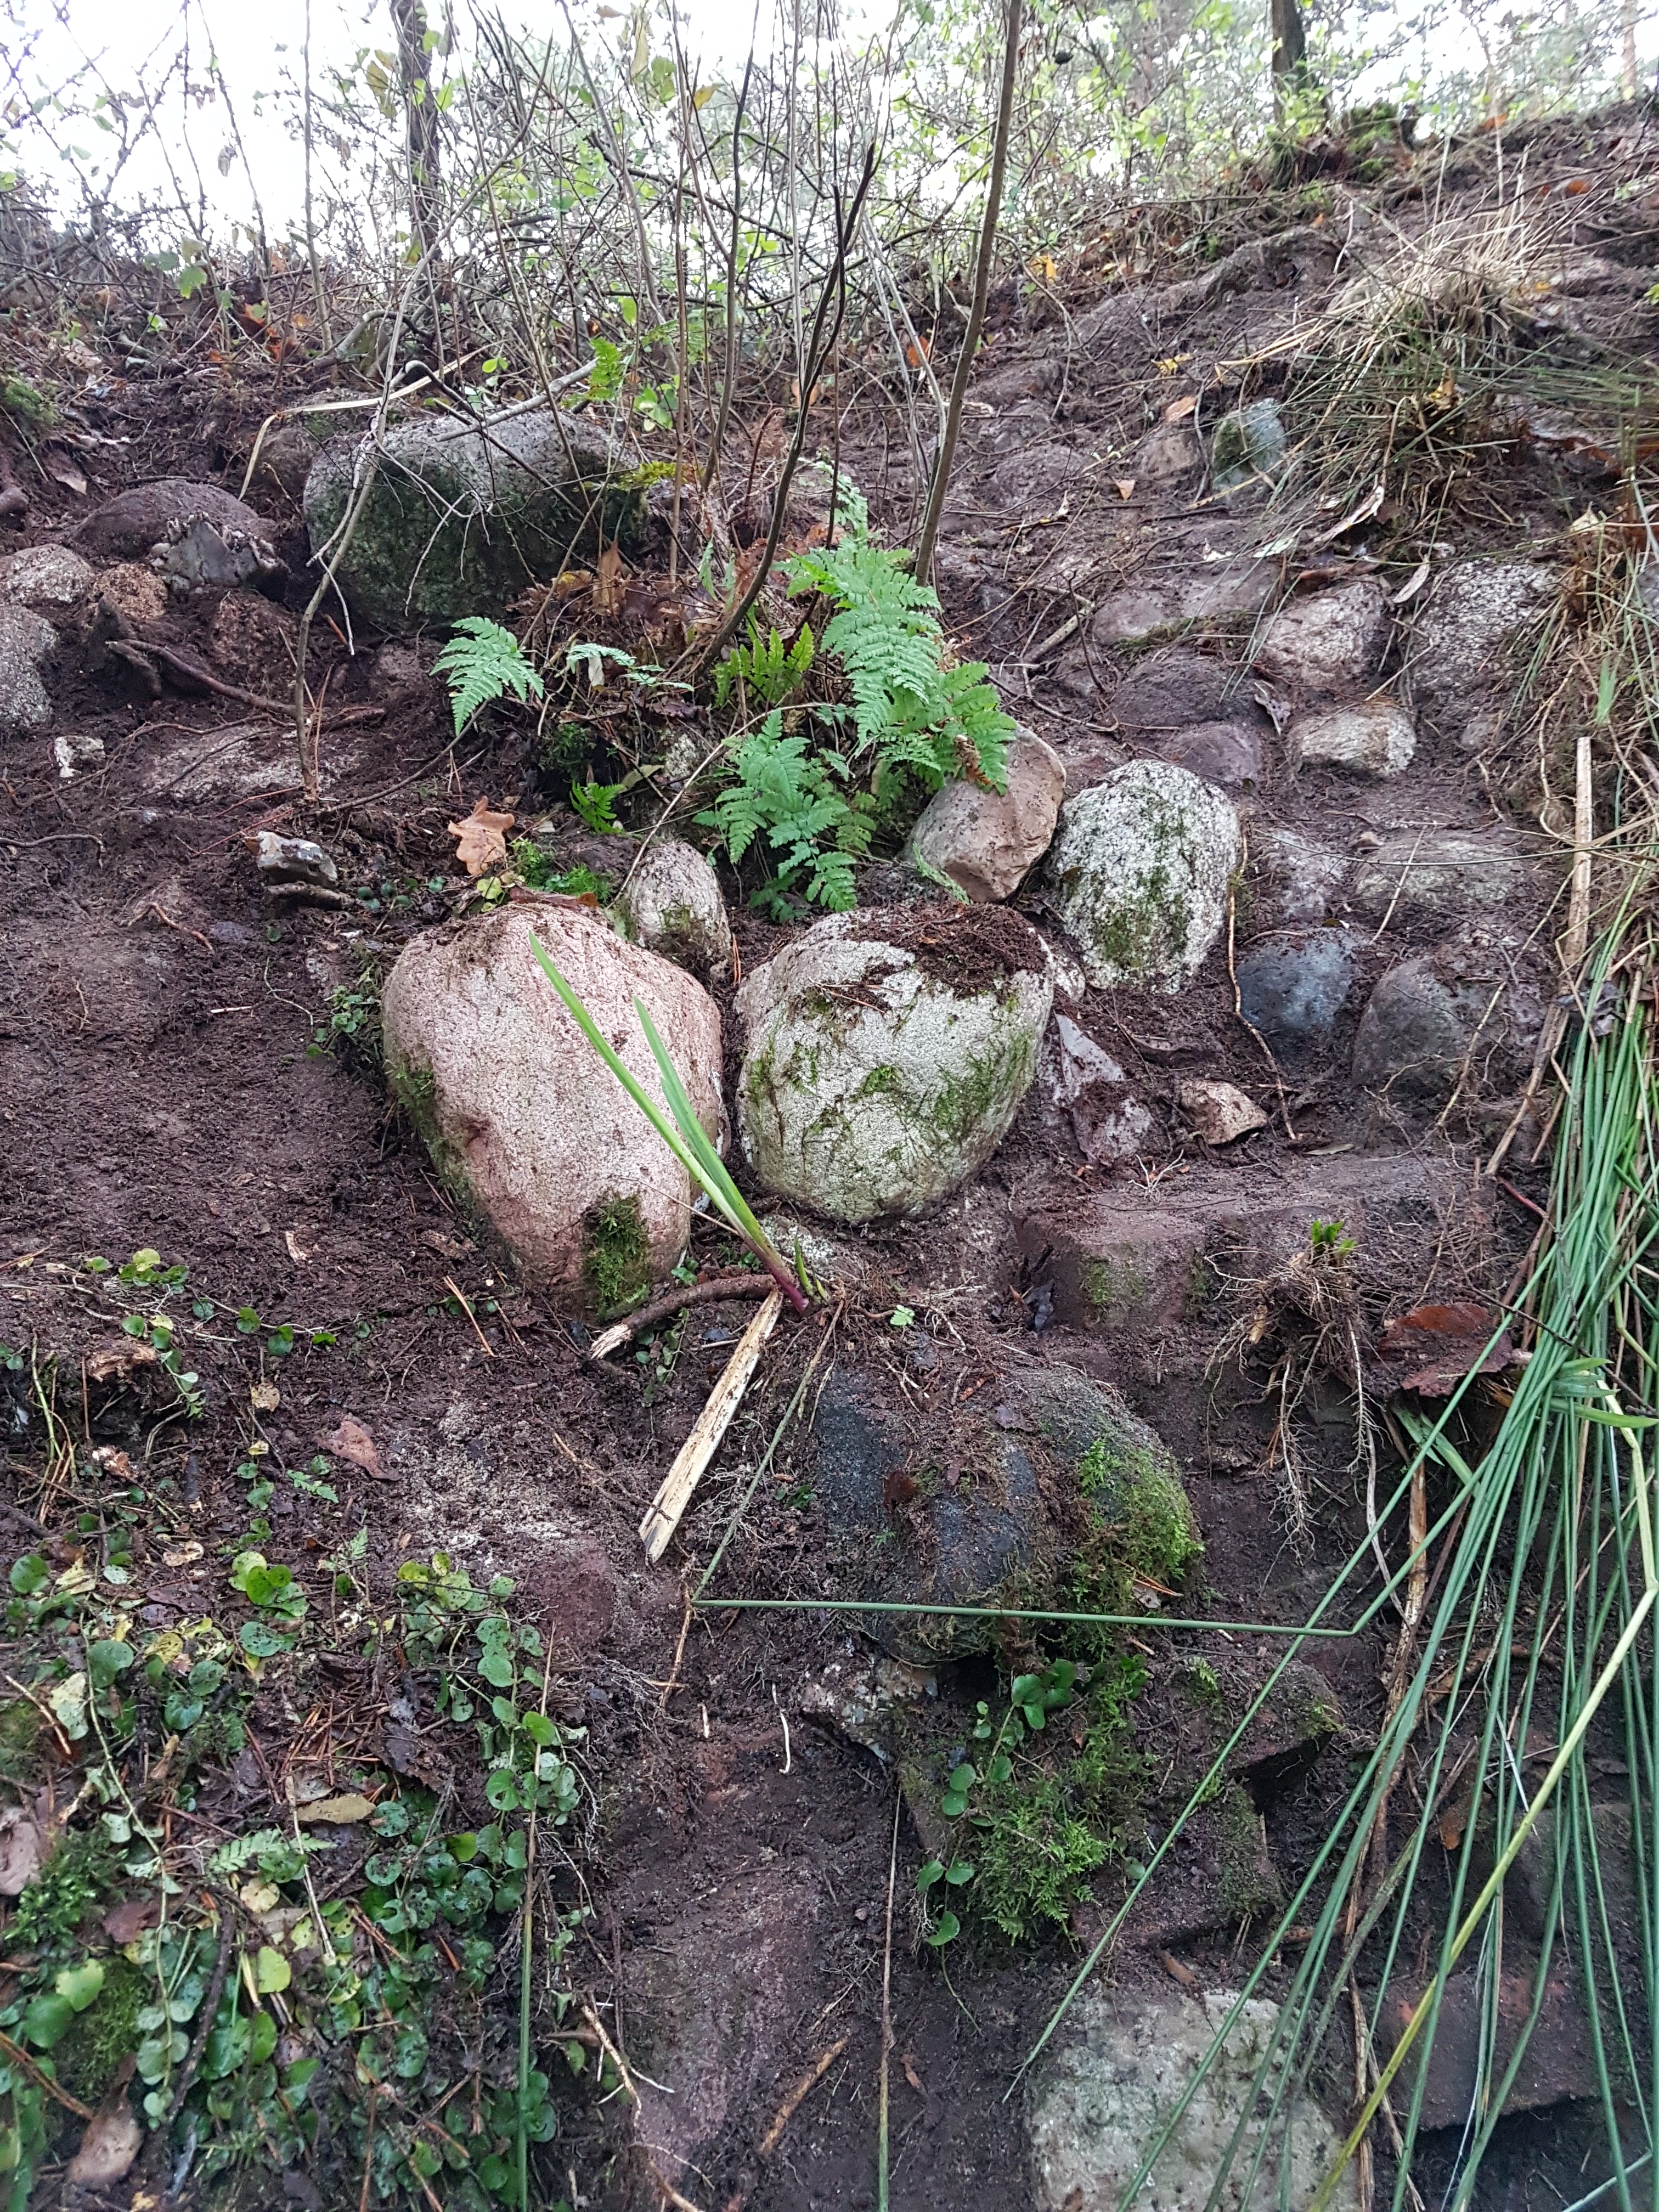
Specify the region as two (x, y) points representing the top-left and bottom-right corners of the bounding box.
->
(433, 617), (545, 737)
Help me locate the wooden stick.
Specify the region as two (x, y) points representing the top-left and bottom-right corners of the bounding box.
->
(720, 2037), (850, 2212)
(639, 1289), (783, 1564)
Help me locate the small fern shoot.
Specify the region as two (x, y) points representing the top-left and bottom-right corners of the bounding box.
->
(714, 617), (816, 710)
(433, 617), (545, 737)
(697, 711), (873, 913)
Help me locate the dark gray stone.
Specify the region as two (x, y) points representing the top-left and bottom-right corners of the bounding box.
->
(1212, 398), (1287, 488)
(1352, 955), (1508, 1103)
(303, 408), (647, 630)
(1107, 648), (1244, 732)
(1237, 929), (1364, 1054)
(74, 478), (275, 561)
(1152, 719), (1266, 787)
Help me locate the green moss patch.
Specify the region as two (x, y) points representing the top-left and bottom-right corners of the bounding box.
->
(582, 1193), (652, 1318)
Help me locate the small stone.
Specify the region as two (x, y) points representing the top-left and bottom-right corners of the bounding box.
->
(1092, 557), (1272, 648)
(156, 515), (284, 595)
(1237, 930), (1363, 1054)
(736, 904), (1053, 1223)
(1408, 558), (1555, 741)
(1180, 1078), (1268, 1144)
(1107, 648), (1239, 732)
(53, 731), (105, 780)
(208, 921), (255, 947)
(1026, 1985), (1356, 2212)
(1041, 1013), (1156, 1164)
(372, 641), (427, 695)
(1255, 577), (1389, 689)
(1152, 719), (1266, 787)
(907, 726), (1064, 901)
(1126, 420), (1205, 494)
(1289, 698), (1415, 777)
(0, 605), (57, 736)
(1211, 398), (1288, 488)
(250, 832), (338, 889)
(1046, 760), (1242, 994)
(611, 838), (732, 980)
(0, 544), (95, 608)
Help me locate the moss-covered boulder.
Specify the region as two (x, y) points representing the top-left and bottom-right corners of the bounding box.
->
(1046, 761), (1241, 993)
(809, 1349), (1198, 1661)
(303, 409), (648, 631)
(735, 902), (1053, 1223)
(381, 902), (724, 1308)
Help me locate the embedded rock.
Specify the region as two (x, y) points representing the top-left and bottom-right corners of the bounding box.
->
(1026, 1985), (1357, 2212)
(907, 726), (1065, 901)
(1253, 828), (1348, 927)
(0, 606), (57, 736)
(1092, 557), (1272, 648)
(1289, 699), (1415, 777)
(1040, 1012), (1156, 1165)
(304, 409), (646, 630)
(1408, 558), (1554, 742)
(1352, 953), (1513, 1105)
(1212, 397), (1287, 488)
(736, 902), (1052, 1223)
(0, 544), (94, 610)
(381, 904), (724, 1302)
(74, 478), (274, 561)
(611, 838), (732, 980)
(1256, 577), (1389, 690)
(156, 513), (284, 595)
(1180, 1078), (1267, 1144)
(1152, 719), (1266, 787)
(811, 1350), (1195, 1660)
(1046, 761), (1242, 993)
(1350, 830), (1530, 922)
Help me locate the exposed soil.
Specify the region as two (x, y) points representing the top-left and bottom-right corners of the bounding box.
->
(2, 100), (1656, 2212)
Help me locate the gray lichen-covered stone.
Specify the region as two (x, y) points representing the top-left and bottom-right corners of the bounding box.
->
(1212, 397), (1287, 488)
(381, 903), (724, 1301)
(1238, 930), (1364, 1055)
(611, 838), (732, 980)
(1290, 699), (1415, 777)
(1254, 828), (1348, 927)
(1350, 830), (1529, 922)
(1408, 558), (1555, 740)
(0, 544), (94, 609)
(735, 904), (1053, 1223)
(1047, 761), (1242, 992)
(907, 726), (1064, 901)
(0, 605), (57, 736)
(1026, 1985), (1357, 2212)
(304, 409), (647, 630)
(1256, 577), (1389, 690)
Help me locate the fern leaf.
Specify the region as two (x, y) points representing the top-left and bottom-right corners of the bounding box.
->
(433, 617), (545, 737)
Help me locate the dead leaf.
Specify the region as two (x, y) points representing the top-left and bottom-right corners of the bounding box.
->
(320, 1415), (384, 1481)
(162, 1542), (204, 1568)
(67, 2068), (141, 2187)
(1308, 477), (1386, 548)
(901, 2052), (926, 2095)
(1160, 1949), (1199, 1990)
(0, 1811), (43, 1897)
(1390, 558), (1432, 606)
(103, 1893), (162, 1944)
(382, 1719), (450, 1787)
(1251, 679), (1293, 735)
(1161, 394), (1198, 423)
(250, 1380), (280, 1413)
(1113, 478), (1136, 500)
(285, 1229), (309, 1263)
(421, 1228), (472, 1262)
(86, 1342), (160, 1383)
(592, 544), (626, 619)
(1179, 1079), (1268, 1146)
(44, 450), (89, 498)
(1378, 1302), (1513, 1396)
(448, 795), (516, 877)
(295, 1792), (375, 1825)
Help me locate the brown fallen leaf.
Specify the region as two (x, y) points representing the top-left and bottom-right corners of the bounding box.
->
(103, 1893), (162, 1944)
(1113, 477), (1136, 500)
(86, 1342), (160, 1384)
(1162, 393), (1199, 422)
(901, 2052), (926, 2096)
(1179, 1079), (1268, 1146)
(67, 2062), (141, 2187)
(44, 450), (89, 499)
(592, 542), (626, 618)
(320, 1414), (385, 1481)
(295, 1792), (375, 1825)
(1378, 1302), (1513, 1396)
(162, 1541), (204, 1568)
(1160, 1948), (1199, 1990)
(449, 795), (516, 877)
(0, 1810), (43, 1897)
(250, 1380), (281, 1413)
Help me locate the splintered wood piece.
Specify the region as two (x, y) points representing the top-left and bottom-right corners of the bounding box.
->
(639, 1288), (783, 1565)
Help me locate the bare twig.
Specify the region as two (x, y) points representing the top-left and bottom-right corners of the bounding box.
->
(589, 1273), (774, 1362)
